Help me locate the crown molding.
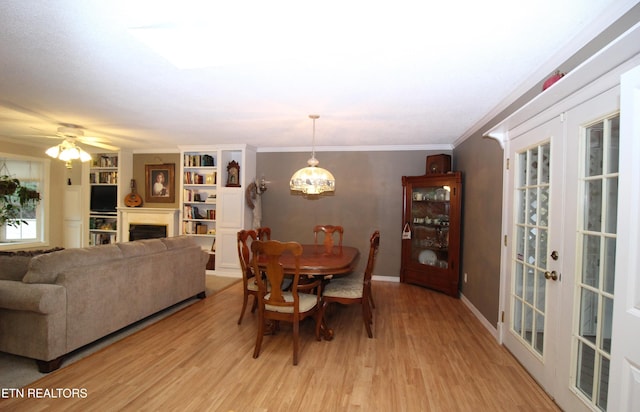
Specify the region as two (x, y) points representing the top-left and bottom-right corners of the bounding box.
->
(257, 144), (453, 153)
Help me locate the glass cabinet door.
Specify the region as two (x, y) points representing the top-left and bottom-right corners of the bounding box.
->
(401, 171), (461, 297)
(410, 184), (451, 269)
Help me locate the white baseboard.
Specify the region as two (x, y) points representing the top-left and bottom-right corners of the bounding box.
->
(372, 275), (400, 282)
(460, 292), (499, 342)
(207, 271), (241, 278)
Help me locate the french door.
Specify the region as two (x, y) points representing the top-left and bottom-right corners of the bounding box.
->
(503, 115), (564, 396)
(503, 86), (621, 411)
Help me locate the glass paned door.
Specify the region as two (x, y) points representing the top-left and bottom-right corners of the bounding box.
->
(503, 115), (564, 400)
(573, 115), (619, 410)
(513, 143), (551, 355)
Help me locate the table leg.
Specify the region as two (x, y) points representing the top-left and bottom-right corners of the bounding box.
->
(320, 318), (334, 341)
(317, 301), (334, 341)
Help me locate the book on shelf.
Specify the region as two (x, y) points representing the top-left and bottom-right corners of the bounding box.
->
(184, 189), (209, 202)
(94, 155), (118, 168)
(93, 171), (117, 184)
(201, 155), (214, 166)
(184, 172), (205, 184)
(192, 206), (202, 219)
(184, 154), (216, 167)
(183, 205), (215, 221)
(183, 220), (194, 234)
(183, 221), (212, 235)
(91, 232), (117, 245)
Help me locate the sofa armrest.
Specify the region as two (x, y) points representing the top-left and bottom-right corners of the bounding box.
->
(0, 280), (66, 314)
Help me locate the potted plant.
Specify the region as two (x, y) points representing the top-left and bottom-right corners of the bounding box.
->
(0, 175), (41, 228)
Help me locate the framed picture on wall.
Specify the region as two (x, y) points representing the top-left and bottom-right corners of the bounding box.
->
(145, 163), (175, 203)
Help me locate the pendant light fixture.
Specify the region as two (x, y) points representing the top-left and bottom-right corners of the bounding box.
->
(290, 115), (335, 195)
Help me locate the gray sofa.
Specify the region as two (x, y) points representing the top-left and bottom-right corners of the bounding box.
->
(0, 236), (207, 372)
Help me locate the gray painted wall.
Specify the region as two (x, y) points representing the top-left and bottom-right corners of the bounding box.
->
(257, 150), (451, 278)
(454, 136), (503, 325)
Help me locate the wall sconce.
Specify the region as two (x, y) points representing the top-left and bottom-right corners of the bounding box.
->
(259, 176), (268, 193)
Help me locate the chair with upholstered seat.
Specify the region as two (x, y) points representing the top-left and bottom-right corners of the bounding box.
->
(236, 229), (261, 325)
(313, 225), (343, 252)
(319, 230), (380, 338)
(256, 227), (295, 291)
(251, 240), (322, 365)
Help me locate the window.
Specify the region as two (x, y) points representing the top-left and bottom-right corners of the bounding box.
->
(0, 153), (49, 249)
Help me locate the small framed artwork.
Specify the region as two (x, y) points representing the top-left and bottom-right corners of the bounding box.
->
(226, 160), (240, 187)
(145, 164), (175, 203)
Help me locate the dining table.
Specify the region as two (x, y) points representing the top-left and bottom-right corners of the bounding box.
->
(256, 243), (360, 340)
(274, 244), (360, 276)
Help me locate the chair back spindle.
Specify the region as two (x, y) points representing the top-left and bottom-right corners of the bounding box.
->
(313, 225), (344, 253)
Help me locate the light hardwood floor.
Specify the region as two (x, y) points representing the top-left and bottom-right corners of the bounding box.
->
(1, 281), (560, 411)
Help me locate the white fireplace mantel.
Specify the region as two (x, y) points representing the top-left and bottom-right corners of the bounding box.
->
(118, 207), (180, 242)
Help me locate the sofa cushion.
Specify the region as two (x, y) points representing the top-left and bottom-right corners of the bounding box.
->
(23, 244), (123, 284)
(0, 280), (66, 314)
(161, 236), (196, 250)
(0, 248), (64, 281)
(117, 238), (167, 258)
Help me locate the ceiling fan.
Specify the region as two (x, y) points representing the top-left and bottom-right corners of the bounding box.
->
(34, 124), (120, 169)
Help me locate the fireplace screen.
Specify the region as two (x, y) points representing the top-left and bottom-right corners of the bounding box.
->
(129, 224), (167, 241)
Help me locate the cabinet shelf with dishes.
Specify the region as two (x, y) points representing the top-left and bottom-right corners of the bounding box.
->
(401, 172), (462, 298)
(179, 145), (256, 276)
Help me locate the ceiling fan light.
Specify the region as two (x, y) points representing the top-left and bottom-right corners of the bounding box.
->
(58, 147), (76, 161)
(45, 145), (61, 158)
(79, 149), (92, 162)
(45, 137), (92, 164)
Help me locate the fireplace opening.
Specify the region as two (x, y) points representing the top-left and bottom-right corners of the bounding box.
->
(129, 224), (167, 241)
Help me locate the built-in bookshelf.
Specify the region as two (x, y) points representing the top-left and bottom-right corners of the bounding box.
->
(182, 152), (218, 238)
(88, 153), (119, 245)
(179, 145), (256, 276)
(89, 214), (118, 245)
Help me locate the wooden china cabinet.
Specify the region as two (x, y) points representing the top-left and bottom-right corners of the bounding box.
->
(401, 172), (462, 297)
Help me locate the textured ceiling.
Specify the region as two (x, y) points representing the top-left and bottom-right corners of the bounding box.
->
(0, 0), (637, 153)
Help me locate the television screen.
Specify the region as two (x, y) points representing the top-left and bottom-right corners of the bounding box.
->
(90, 185), (117, 212)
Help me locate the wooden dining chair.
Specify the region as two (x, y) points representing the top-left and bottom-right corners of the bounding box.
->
(256, 226), (271, 241)
(236, 229), (261, 325)
(313, 225), (344, 252)
(256, 227), (295, 291)
(250, 240), (323, 365)
(319, 230), (380, 338)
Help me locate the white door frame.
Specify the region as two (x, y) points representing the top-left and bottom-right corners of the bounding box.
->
(607, 63), (640, 412)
